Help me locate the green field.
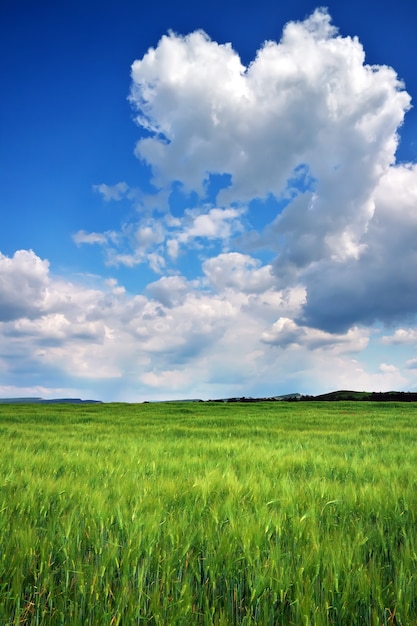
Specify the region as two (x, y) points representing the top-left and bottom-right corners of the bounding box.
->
(1, 401), (417, 625)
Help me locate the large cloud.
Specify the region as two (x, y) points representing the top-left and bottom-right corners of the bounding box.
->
(126, 8), (416, 335)
(298, 163), (417, 331)
(130, 8), (409, 265)
(2, 248), (395, 400)
(0, 250), (50, 322)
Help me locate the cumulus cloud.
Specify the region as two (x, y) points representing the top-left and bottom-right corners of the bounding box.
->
(132, 9), (403, 205)
(298, 163), (417, 331)
(146, 275), (197, 308)
(0, 250), (50, 322)
(165, 206), (245, 260)
(126, 8), (414, 335)
(1, 249), (387, 400)
(74, 204), (245, 269)
(131, 8), (409, 253)
(381, 327), (417, 345)
(261, 317), (368, 352)
(203, 252), (274, 293)
(177, 206), (243, 243)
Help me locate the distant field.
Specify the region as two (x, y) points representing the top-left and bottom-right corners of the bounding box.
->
(1, 401), (417, 625)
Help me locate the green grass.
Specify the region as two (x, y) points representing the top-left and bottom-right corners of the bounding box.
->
(1, 401), (417, 624)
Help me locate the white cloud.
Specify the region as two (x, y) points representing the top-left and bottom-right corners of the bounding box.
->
(104, 278), (126, 295)
(294, 353), (407, 394)
(76, 7), (415, 337)
(381, 327), (417, 345)
(180, 207), (242, 240)
(167, 206), (245, 260)
(0, 250), (49, 322)
(140, 369), (190, 390)
(261, 317), (369, 353)
(136, 221), (165, 248)
(203, 252), (274, 293)
(93, 182), (129, 202)
(146, 275), (198, 308)
(74, 203), (245, 268)
(379, 363), (399, 373)
(1, 248), (415, 400)
(130, 8), (409, 267)
(73, 230), (108, 245)
(126, 9), (417, 339)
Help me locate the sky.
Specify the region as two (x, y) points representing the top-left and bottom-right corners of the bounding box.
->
(1, 0), (417, 401)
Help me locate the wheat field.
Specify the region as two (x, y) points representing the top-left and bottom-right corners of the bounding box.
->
(1, 401), (416, 625)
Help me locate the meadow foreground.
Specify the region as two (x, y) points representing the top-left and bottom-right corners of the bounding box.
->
(1, 401), (416, 625)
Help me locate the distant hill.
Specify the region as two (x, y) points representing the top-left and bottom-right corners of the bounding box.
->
(300, 390), (417, 402)
(304, 390), (371, 401)
(206, 390), (417, 403)
(2, 391), (417, 405)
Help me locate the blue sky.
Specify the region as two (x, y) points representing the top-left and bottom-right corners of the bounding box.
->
(1, 0), (417, 401)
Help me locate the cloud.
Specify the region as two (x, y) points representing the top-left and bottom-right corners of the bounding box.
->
(140, 369), (190, 390)
(203, 252), (274, 293)
(146, 275), (197, 308)
(379, 363), (399, 373)
(381, 327), (417, 345)
(93, 182), (129, 202)
(73, 230), (109, 245)
(127, 8), (414, 335)
(104, 278), (126, 295)
(2, 248), (414, 400)
(74, 204), (245, 269)
(298, 163), (417, 332)
(131, 8), (408, 217)
(261, 317), (368, 352)
(0, 250), (49, 322)
(176, 207), (243, 245)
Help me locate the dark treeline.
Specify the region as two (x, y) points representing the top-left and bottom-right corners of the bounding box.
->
(207, 391), (417, 403)
(300, 391), (417, 402)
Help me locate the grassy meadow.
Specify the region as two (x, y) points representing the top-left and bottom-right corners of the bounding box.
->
(1, 400), (417, 625)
